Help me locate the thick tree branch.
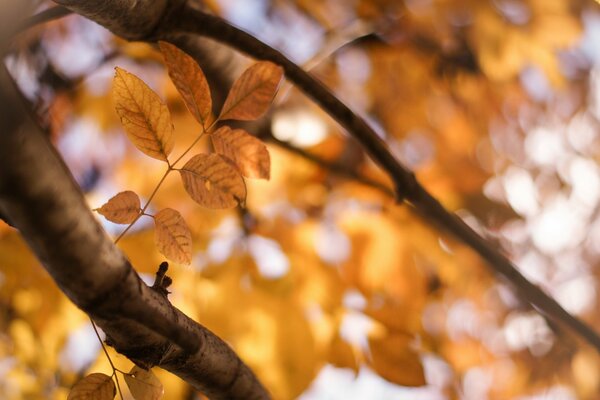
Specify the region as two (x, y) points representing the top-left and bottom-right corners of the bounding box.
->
(0, 62), (268, 399)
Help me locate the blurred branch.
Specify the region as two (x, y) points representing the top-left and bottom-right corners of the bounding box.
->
(156, 3), (600, 352)
(17, 5), (72, 33)
(43, 0), (600, 379)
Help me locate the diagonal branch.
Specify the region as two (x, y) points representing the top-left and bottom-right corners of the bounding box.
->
(0, 59), (268, 399)
(40, 0), (600, 378)
(154, 4), (600, 351)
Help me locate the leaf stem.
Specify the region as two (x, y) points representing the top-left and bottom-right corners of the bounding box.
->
(114, 167), (171, 244)
(91, 319), (125, 400)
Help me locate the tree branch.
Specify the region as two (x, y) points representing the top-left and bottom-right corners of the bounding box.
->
(153, 3), (600, 351)
(0, 61), (268, 399)
(35, 0), (599, 383)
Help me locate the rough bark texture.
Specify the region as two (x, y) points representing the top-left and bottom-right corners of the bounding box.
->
(2, 0), (600, 398)
(0, 61), (268, 400)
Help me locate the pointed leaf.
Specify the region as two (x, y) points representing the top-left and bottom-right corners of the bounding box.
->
(159, 41), (213, 128)
(219, 61), (283, 121)
(154, 208), (192, 265)
(179, 153), (246, 208)
(211, 126), (270, 179)
(124, 366), (164, 400)
(95, 191), (141, 224)
(68, 373), (116, 400)
(368, 333), (426, 387)
(113, 67), (174, 161)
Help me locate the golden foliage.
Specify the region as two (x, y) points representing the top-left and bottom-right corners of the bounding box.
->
(211, 126), (271, 179)
(95, 191), (141, 224)
(179, 153), (247, 208)
(124, 366), (164, 400)
(67, 373), (115, 400)
(154, 208), (192, 265)
(113, 67), (174, 162)
(219, 61), (284, 121)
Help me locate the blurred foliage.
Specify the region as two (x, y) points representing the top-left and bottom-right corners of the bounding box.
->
(2, 0), (600, 399)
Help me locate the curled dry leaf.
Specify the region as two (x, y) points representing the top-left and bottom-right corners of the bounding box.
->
(67, 373), (116, 400)
(211, 126), (270, 179)
(159, 41), (213, 128)
(124, 366), (164, 400)
(219, 61), (283, 121)
(95, 191), (141, 224)
(179, 153), (246, 209)
(113, 67), (174, 162)
(367, 333), (426, 387)
(154, 208), (192, 265)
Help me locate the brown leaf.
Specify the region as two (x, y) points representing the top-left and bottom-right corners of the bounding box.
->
(211, 126), (270, 179)
(179, 153), (246, 208)
(124, 366), (164, 400)
(368, 333), (426, 387)
(159, 41), (213, 128)
(154, 208), (192, 265)
(68, 373), (116, 400)
(219, 61), (283, 121)
(113, 67), (174, 162)
(95, 191), (141, 224)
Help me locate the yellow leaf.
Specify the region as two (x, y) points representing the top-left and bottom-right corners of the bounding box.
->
(124, 366), (164, 400)
(68, 373), (116, 400)
(211, 126), (270, 179)
(113, 67), (174, 162)
(219, 61), (283, 121)
(368, 333), (426, 387)
(159, 41), (213, 128)
(179, 153), (246, 208)
(154, 208), (192, 265)
(95, 191), (141, 224)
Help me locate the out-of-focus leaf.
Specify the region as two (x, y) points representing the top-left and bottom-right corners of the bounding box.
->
(211, 126), (270, 179)
(154, 208), (192, 265)
(179, 153), (246, 208)
(124, 366), (164, 400)
(219, 61), (283, 121)
(367, 332), (425, 387)
(159, 41), (213, 128)
(95, 191), (141, 224)
(67, 373), (116, 400)
(113, 67), (174, 162)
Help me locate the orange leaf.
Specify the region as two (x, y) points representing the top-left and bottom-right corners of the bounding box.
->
(113, 67), (174, 162)
(124, 366), (164, 400)
(68, 373), (116, 400)
(219, 61), (283, 121)
(154, 208), (192, 265)
(179, 153), (246, 209)
(211, 126), (270, 179)
(159, 41), (213, 128)
(368, 333), (426, 387)
(95, 191), (141, 224)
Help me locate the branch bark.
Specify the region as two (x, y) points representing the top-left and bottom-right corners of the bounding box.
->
(4, 0), (596, 396)
(0, 56), (268, 400)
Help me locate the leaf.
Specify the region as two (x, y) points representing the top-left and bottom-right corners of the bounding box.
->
(124, 366), (164, 400)
(367, 333), (426, 387)
(211, 126), (270, 179)
(68, 373), (116, 400)
(219, 61), (283, 121)
(95, 191), (141, 224)
(113, 67), (174, 162)
(179, 153), (246, 208)
(154, 208), (192, 265)
(159, 41), (213, 128)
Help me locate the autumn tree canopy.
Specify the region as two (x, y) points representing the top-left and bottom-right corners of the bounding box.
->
(2, 0), (600, 399)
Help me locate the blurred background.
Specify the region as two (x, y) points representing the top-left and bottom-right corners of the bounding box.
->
(2, 0), (600, 398)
